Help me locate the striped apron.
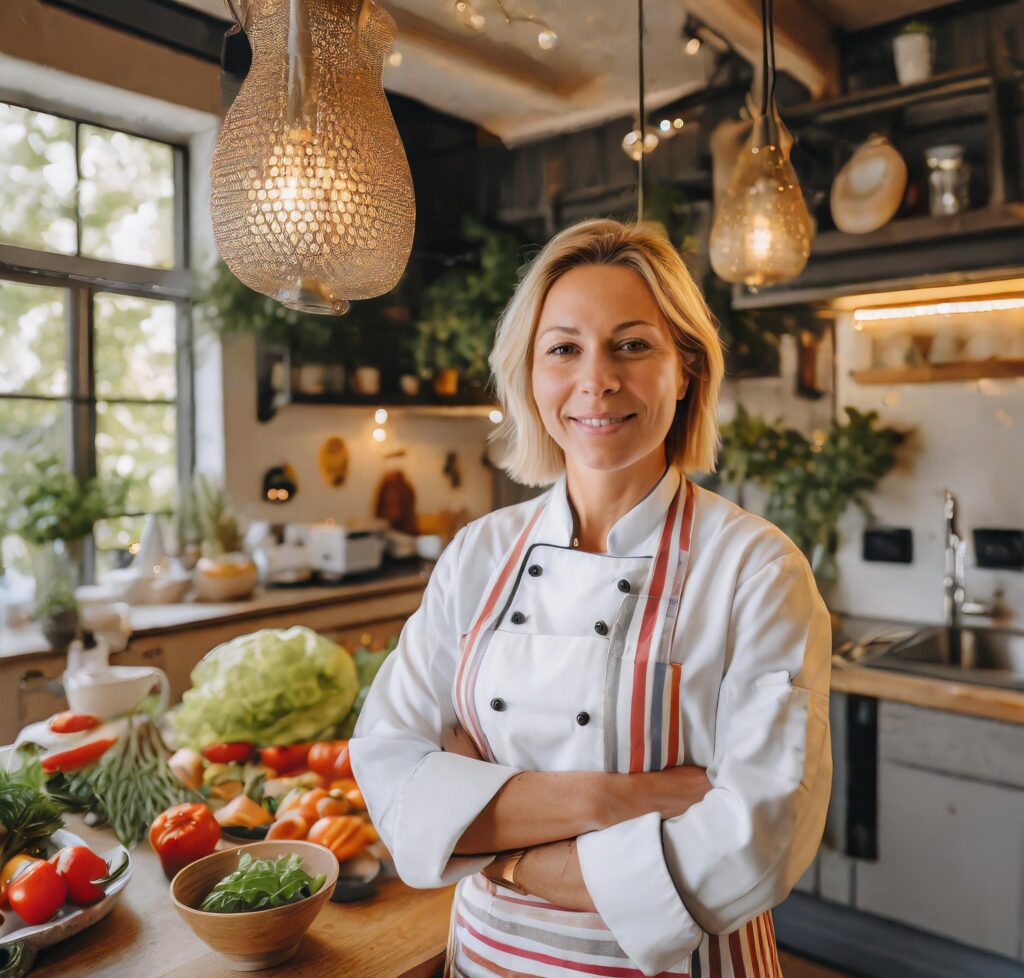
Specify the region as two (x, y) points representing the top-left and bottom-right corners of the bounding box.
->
(447, 477), (782, 978)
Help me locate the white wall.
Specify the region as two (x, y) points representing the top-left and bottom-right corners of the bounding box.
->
(828, 310), (1024, 631)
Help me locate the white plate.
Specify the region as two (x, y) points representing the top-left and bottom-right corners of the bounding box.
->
(0, 746), (133, 953)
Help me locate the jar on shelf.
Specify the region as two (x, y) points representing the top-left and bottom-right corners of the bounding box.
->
(925, 145), (970, 217)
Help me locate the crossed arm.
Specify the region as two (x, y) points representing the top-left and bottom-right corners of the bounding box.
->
(444, 726), (712, 912)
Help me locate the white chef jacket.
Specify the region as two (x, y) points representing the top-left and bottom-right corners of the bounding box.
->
(350, 466), (832, 977)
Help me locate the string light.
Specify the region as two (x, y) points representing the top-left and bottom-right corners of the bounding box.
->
(372, 427), (387, 442)
(685, 36), (702, 55)
(374, 407), (389, 424)
(456, 0), (557, 52)
(621, 126), (659, 161)
(489, 409), (504, 424)
(387, 50), (403, 67)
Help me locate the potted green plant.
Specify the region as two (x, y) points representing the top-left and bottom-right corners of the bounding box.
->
(703, 406), (907, 590)
(0, 450), (130, 646)
(413, 217), (523, 398)
(893, 21), (934, 86)
(190, 473), (257, 602)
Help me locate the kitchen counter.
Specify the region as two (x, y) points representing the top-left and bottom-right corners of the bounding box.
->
(0, 561), (433, 665)
(831, 614), (1024, 725)
(27, 816), (454, 978)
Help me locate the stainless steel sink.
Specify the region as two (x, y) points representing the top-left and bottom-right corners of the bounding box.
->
(862, 625), (1024, 692)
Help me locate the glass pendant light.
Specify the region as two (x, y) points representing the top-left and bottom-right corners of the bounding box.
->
(709, 0), (812, 287)
(211, 0), (415, 315)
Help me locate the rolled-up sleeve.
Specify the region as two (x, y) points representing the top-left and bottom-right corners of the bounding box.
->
(577, 550), (832, 975)
(349, 528), (521, 889)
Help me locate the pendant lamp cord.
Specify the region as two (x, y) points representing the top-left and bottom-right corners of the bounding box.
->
(637, 0), (645, 221)
(760, 0), (777, 117)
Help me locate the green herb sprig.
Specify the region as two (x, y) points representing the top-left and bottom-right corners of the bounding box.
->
(0, 758), (66, 864)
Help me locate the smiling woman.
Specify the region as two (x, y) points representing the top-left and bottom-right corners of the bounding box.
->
(351, 218), (832, 978)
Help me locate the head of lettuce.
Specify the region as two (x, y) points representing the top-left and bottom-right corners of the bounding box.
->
(170, 626), (359, 748)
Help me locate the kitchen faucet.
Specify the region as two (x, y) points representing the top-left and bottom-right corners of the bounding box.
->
(943, 489), (993, 629)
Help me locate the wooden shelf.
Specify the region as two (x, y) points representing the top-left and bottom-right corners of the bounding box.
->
(851, 359), (1024, 385)
(285, 392), (498, 417)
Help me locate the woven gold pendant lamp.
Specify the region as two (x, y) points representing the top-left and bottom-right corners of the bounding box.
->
(211, 0), (415, 315)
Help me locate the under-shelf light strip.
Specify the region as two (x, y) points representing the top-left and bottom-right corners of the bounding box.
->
(853, 296), (1024, 326)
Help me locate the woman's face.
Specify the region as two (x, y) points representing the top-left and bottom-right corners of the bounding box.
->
(531, 263), (688, 476)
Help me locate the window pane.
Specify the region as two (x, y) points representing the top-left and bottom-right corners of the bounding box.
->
(96, 401), (176, 513)
(0, 397), (66, 459)
(79, 125), (175, 269)
(0, 280), (68, 395)
(94, 293), (176, 399)
(0, 103), (77, 255)
(94, 514), (146, 577)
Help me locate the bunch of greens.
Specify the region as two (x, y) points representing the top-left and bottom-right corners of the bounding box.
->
(46, 716), (196, 848)
(705, 406), (907, 587)
(411, 216), (523, 384)
(0, 757), (65, 864)
(0, 449), (129, 546)
(200, 853), (326, 914)
(170, 626), (359, 749)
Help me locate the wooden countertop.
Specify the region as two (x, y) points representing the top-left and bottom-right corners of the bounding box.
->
(0, 562), (431, 665)
(28, 816), (454, 978)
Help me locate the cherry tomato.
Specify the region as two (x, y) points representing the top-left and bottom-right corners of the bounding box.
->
(0, 855), (42, 910)
(201, 742), (254, 765)
(49, 712), (101, 734)
(331, 745), (353, 781)
(258, 743), (310, 774)
(150, 803), (221, 880)
(8, 861), (67, 925)
(41, 737), (117, 774)
(48, 846), (109, 905)
(307, 741), (348, 779)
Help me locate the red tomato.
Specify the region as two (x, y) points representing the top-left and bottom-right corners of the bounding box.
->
(307, 741), (347, 778)
(49, 712), (100, 734)
(0, 855), (42, 910)
(331, 745), (353, 781)
(48, 846), (109, 905)
(150, 803), (221, 880)
(201, 742), (254, 765)
(41, 737), (117, 774)
(8, 861), (67, 925)
(258, 743), (310, 774)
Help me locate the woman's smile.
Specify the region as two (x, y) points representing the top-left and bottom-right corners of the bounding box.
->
(567, 412), (637, 435)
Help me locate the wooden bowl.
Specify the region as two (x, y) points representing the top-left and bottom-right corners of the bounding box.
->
(169, 841), (339, 972)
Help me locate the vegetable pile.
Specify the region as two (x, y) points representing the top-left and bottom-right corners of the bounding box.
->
(170, 627), (360, 750)
(200, 853), (326, 914)
(42, 715), (196, 848)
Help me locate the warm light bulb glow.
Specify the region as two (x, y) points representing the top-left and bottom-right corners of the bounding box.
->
(489, 409), (503, 424)
(374, 408), (389, 424)
(372, 427), (387, 442)
(709, 114), (812, 287)
(211, 0), (415, 315)
(537, 29), (558, 50)
(387, 50), (403, 67)
(621, 127), (660, 162)
(685, 36), (702, 55)
(853, 296), (1024, 324)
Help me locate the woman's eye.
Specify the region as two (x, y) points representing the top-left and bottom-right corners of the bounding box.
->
(620, 340), (650, 353)
(547, 343), (577, 356)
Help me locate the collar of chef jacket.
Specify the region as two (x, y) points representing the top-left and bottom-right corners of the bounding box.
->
(538, 463), (683, 557)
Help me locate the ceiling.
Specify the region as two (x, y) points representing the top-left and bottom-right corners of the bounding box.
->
(175, 0), (964, 144)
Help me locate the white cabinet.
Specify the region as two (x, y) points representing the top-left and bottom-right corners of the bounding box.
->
(855, 759), (1024, 958)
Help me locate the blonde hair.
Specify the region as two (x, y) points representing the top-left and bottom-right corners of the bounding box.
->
(488, 218), (724, 487)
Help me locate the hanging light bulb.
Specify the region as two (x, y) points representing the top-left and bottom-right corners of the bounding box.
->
(621, 125), (660, 162)
(537, 28), (558, 50)
(211, 0), (415, 315)
(709, 0), (812, 287)
(454, 1), (485, 31)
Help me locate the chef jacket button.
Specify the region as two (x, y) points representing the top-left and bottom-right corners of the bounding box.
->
(576, 711), (590, 726)
(528, 564), (542, 577)
(491, 698), (506, 712)
(510, 611), (526, 625)
(594, 620), (608, 636)
(617, 579), (631, 593)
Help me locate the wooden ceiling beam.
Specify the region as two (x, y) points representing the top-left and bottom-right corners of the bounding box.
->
(682, 0), (840, 100)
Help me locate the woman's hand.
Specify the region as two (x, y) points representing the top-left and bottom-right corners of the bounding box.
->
(603, 764), (714, 824)
(442, 725), (484, 760)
